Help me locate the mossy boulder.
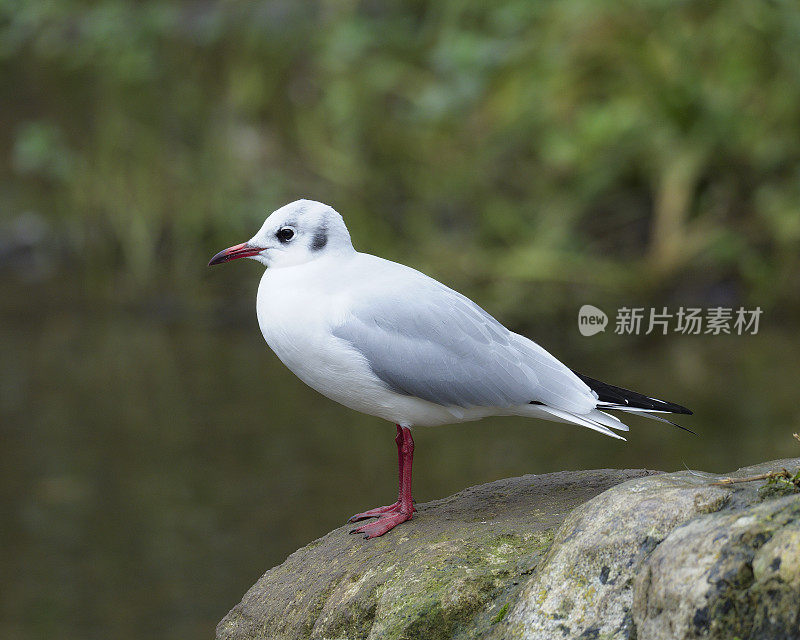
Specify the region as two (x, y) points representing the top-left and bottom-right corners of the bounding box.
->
(216, 459), (800, 640)
(215, 468), (655, 640)
(633, 493), (800, 639)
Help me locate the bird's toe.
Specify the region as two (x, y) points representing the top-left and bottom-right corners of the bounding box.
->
(347, 502), (403, 523)
(348, 510), (413, 539)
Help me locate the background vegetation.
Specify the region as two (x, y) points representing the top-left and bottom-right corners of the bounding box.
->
(2, 0), (799, 309)
(2, 2), (800, 640)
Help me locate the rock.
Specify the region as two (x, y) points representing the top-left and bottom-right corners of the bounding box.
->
(216, 468), (656, 640)
(495, 466), (731, 639)
(217, 459), (800, 640)
(633, 494), (800, 639)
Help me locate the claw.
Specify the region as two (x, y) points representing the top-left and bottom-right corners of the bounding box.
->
(347, 500), (417, 522)
(349, 510), (413, 538)
(347, 502), (418, 523)
(348, 502), (401, 523)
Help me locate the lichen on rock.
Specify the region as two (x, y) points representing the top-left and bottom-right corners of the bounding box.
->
(216, 469), (654, 640)
(493, 469), (732, 639)
(217, 459), (800, 640)
(633, 495), (800, 640)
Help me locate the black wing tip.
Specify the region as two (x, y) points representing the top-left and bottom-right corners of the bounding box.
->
(662, 404), (693, 416)
(572, 370), (693, 415)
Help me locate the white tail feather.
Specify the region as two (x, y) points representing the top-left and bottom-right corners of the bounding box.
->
(536, 405), (627, 441)
(597, 403), (674, 414)
(588, 409), (630, 432)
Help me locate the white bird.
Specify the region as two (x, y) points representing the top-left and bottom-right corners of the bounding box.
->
(209, 199), (692, 538)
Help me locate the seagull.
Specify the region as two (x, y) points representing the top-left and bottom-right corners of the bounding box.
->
(209, 200), (692, 538)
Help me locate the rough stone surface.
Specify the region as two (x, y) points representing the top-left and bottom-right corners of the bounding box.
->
(494, 466), (731, 639)
(633, 494), (800, 640)
(216, 468), (655, 640)
(217, 459), (800, 640)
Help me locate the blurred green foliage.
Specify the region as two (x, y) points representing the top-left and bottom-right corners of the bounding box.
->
(2, 0), (799, 302)
(2, 5), (800, 638)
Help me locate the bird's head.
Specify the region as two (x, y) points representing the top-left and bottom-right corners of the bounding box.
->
(208, 199), (353, 269)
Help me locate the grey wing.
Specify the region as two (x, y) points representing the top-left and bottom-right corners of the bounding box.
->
(331, 286), (595, 413)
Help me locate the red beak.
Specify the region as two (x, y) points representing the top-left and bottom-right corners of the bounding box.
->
(208, 242), (263, 266)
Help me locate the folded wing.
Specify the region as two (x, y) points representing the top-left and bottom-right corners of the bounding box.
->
(331, 280), (596, 415)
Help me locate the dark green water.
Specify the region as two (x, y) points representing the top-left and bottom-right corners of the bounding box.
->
(1, 279), (798, 639)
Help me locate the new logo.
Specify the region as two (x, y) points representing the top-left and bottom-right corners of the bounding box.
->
(578, 305), (608, 336)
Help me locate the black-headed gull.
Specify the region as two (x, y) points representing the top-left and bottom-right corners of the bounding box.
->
(209, 200), (691, 538)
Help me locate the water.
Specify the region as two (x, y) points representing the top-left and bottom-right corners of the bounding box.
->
(1, 278), (798, 639)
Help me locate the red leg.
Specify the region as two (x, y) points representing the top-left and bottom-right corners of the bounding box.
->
(348, 425), (412, 521)
(349, 425), (415, 538)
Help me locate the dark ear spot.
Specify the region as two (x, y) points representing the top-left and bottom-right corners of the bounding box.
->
(310, 227), (328, 251)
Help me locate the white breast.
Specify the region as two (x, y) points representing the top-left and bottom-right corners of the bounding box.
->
(253, 255), (480, 427)
(256, 259), (361, 396)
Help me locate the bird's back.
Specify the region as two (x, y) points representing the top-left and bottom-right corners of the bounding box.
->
(328, 253), (597, 417)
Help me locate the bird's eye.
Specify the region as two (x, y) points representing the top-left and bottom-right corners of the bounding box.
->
(276, 227), (295, 243)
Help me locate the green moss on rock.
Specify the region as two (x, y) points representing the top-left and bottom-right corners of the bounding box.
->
(217, 459), (800, 640)
(216, 469), (652, 640)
